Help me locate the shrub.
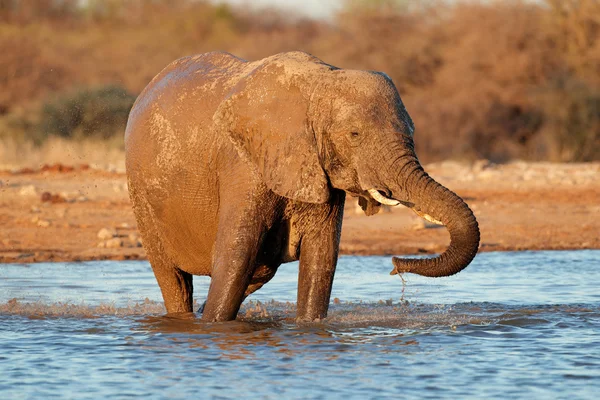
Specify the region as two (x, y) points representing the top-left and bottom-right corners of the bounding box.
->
(534, 76), (600, 162)
(2, 0), (600, 162)
(37, 85), (136, 140)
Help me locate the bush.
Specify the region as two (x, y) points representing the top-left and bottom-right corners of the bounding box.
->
(37, 85), (136, 140)
(2, 0), (600, 162)
(534, 76), (600, 162)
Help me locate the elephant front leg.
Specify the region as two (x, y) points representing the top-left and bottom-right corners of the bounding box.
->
(201, 212), (264, 322)
(296, 192), (345, 322)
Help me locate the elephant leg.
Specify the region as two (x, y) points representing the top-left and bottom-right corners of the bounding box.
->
(197, 264), (277, 314)
(131, 196), (194, 315)
(296, 192), (345, 322)
(150, 257), (194, 314)
(141, 224), (194, 314)
(201, 208), (264, 322)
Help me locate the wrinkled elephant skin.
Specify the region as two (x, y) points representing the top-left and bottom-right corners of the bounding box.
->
(125, 52), (480, 322)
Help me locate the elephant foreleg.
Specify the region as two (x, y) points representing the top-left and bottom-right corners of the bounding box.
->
(201, 209), (264, 322)
(197, 264), (277, 314)
(296, 191), (345, 322)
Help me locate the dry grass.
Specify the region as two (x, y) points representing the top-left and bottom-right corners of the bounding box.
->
(0, 136), (125, 170)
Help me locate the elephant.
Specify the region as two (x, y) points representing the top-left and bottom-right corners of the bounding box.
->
(125, 51), (480, 322)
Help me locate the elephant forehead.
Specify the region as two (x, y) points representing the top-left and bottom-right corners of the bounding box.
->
(333, 70), (396, 97)
(329, 97), (401, 127)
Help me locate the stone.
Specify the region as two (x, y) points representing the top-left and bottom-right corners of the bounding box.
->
(37, 219), (51, 228)
(105, 238), (123, 248)
(40, 192), (66, 203)
(97, 228), (117, 240)
(19, 185), (37, 196)
(128, 233), (142, 247)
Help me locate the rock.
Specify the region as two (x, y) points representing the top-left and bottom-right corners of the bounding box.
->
(37, 219), (51, 228)
(59, 191), (78, 202)
(97, 228), (117, 240)
(105, 238), (123, 248)
(19, 185), (37, 196)
(40, 192), (66, 203)
(128, 233), (142, 247)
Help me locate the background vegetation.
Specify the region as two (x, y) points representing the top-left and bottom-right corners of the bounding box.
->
(1, 0), (599, 164)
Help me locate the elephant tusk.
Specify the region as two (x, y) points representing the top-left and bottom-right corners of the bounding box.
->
(367, 189), (442, 224)
(367, 188), (400, 206)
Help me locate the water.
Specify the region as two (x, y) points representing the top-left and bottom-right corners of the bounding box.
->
(1, 251), (599, 399)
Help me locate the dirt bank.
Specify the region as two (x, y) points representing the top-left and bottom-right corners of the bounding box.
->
(1, 161), (598, 264)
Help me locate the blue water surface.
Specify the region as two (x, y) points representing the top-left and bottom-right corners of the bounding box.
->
(1, 251), (599, 399)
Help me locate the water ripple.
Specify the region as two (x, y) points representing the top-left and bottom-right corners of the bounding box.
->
(1, 251), (600, 399)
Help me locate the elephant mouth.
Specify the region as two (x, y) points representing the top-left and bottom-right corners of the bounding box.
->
(366, 188), (443, 225)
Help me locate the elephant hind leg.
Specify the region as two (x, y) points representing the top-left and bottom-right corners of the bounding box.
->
(145, 236), (194, 314)
(151, 256), (194, 314)
(133, 200), (194, 314)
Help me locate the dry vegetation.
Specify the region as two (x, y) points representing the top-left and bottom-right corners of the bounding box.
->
(1, 0), (600, 165)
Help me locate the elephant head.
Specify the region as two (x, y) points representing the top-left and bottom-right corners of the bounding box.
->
(215, 52), (479, 277)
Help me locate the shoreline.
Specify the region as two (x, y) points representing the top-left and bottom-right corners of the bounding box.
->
(1, 246), (597, 265)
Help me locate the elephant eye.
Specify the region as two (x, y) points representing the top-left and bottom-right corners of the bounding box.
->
(350, 131), (360, 138)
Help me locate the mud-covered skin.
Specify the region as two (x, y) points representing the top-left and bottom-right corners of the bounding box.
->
(125, 51), (479, 322)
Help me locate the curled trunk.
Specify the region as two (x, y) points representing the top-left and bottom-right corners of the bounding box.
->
(391, 167), (480, 277)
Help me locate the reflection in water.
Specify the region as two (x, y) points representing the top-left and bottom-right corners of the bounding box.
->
(1, 251), (600, 398)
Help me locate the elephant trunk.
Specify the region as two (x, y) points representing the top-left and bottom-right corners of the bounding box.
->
(391, 165), (480, 277)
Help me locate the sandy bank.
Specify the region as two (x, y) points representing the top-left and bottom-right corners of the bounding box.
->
(0, 161), (598, 263)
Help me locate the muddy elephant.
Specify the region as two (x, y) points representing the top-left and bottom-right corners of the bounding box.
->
(125, 51), (479, 322)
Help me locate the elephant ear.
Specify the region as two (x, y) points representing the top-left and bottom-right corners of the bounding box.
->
(213, 67), (330, 204)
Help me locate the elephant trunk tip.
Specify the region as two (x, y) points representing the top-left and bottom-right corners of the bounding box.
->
(390, 216), (480, 278)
